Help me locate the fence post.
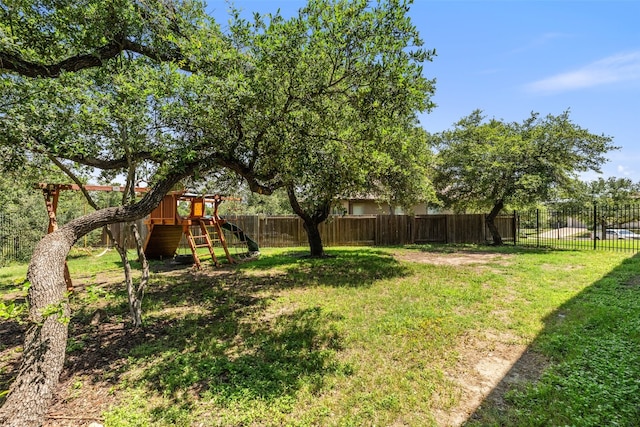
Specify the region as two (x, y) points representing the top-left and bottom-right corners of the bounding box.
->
(593, 202), (597, 250)
(409, 214), (416, 245)
(536, 209), (540, 248)
(513, 210), (517, 246)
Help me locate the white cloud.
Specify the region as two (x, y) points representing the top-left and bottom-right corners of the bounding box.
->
(525, 51), (640, 94)
(617, 165), (634, 177)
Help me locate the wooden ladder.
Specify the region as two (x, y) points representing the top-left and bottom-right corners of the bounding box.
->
(203, 219), (235, 265)
(185, 221), (219, 269)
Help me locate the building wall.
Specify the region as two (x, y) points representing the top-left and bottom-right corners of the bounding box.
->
(337, 200), (432, 215)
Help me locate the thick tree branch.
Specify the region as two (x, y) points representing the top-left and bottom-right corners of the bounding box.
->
(214, 157), (282, 196)
(0, 38), (190, 78)
(0, 41), (124, 78)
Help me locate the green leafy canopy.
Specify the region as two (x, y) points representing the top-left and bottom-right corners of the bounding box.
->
(432, 110), (618, 212)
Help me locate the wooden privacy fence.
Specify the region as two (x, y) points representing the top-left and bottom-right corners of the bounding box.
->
(0, 212), (514, 264)
(221, 214), (516, 248)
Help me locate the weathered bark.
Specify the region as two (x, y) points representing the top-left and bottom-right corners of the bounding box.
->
(302, 219), (326, 257)
(286, 186), (331, 258)
(0, 232), (71, 427)
(112, 232), (138, 323)
(129, 222), (149, 328)
(486, 199), (505, 246)
(0, 173), (186, 427)
(102, 224), (144, 326)
(103, 223), (143, 328)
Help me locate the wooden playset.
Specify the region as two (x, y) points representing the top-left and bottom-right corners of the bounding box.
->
(143, 192), (246, 269)
(36, 184), (257, 285)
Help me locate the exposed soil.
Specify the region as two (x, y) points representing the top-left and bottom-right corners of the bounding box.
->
(1, 251), (546, 426)
(395, 249), (547, 426)
(395, 250), (515, 267)
(434, 331), (548, 426)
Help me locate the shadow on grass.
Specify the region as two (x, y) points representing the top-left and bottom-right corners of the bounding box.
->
(0, 320), (26, 405)
(236, 248), (409, 288)
(65, 279), (343, 423)
(59, 248), (405, 420)
(464, 252), (640, 426)
(137, 305), (345, 413)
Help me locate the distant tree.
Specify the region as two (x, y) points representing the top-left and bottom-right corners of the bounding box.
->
(579, 178), (640, 235)
(0, 172), (50, 264)
(431, 110), (617, 245)
(587, 177), (640, 206)
(217, 187), (293, 216)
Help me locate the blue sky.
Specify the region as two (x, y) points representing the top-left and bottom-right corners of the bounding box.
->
(210, 1), (640, 182)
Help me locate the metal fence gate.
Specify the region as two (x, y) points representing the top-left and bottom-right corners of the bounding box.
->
(516, 204), (640, 252)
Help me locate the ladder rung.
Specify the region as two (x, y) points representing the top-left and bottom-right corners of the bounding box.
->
(195, 244), (211, 248)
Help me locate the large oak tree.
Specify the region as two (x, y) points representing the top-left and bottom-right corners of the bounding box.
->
(168, 0), (437, 256)
(431, 110), (617, 245)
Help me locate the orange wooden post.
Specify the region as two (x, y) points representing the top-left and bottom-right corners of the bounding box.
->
(213, 195), (235, 264)
(42, 185), (73, 292)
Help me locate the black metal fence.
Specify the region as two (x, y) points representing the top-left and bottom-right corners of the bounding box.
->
(0, 213), (43, 266)
(517, 204), (640, 252)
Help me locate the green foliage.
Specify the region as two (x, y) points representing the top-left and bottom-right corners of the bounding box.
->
(0, 300), (26, 322)
(552, 176), (640, 211)
(40, 299), (70, 325)
(82, 284), (116, 305)
(217, 187), (294, 216)
(0, 173), (49, 264)
(431, 110), (617, 212)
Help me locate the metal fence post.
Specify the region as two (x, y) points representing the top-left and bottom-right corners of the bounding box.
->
(593, 202), (597, 250)
(513, 210), (517, 246)
(536, 209), (540, 248)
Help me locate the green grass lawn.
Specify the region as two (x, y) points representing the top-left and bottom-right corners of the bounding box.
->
(2, 245), (640, 426)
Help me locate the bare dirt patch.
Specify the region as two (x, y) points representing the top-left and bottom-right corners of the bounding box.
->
(433, 331), (548, 426)
(395, 250), (514, 267)
(622, 275), (640, 288)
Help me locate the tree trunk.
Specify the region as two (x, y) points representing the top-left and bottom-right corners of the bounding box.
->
(0, 232), (71, 427)
(302, 219), (325, 258)
(106, 222), (144, 328)
(101, 223), (142, 327)
(0, 173), (185, 427)
(486, 200), (505, 246)
(286, 186), (331, 258)
(129, 222), (149, 328)
(115, 240), (139, 325)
